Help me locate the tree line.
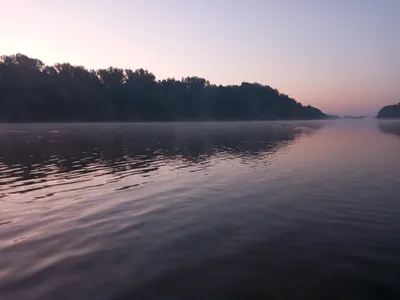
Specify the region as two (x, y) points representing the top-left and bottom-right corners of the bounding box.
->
(0, 53), (326, 122)
(377, 103), (400, 119)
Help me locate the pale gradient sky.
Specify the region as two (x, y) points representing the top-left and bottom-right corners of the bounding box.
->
(1, 0), (399, 115)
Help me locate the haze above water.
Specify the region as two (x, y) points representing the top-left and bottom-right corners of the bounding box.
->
(1, 120), (400, 300)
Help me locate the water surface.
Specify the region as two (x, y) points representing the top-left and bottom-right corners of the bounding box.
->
(1, 120), (400, 300)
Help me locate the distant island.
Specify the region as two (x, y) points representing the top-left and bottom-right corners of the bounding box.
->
(0, 53), (327, 122)
(325, 114), (340, 120)
(377, 104), (400, 119)
(343, 115), (366, 120)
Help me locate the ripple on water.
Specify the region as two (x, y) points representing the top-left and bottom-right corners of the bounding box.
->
(1, 121), (400, 300)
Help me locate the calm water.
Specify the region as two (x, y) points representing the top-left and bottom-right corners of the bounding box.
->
(1, 120), (400, 300)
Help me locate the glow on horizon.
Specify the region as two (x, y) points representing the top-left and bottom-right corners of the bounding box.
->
(1, 0), (399, 115)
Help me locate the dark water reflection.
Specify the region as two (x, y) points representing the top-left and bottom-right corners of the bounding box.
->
(378, 120), (400, 137)
(1, 121), (400, 300)
(0, 122), (321, 200)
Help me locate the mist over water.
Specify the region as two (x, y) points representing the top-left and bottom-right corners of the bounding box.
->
(1, 120), (400, 300)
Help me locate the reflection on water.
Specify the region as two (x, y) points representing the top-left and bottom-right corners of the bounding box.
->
(1, 120), (400, 300)
(378, 120), (400, 137)
(0, 122), (322, 201)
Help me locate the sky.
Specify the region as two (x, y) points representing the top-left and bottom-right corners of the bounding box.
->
(1, 0), (399, 115)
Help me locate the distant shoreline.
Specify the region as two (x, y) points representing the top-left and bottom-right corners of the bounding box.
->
(1, 53), (326, 122)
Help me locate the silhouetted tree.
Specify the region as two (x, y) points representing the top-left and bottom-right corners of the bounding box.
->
(0, 53), (327, 122)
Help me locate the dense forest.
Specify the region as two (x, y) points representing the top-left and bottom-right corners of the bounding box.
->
(377, 103), (400, 119)
(0, 54), (326, 122)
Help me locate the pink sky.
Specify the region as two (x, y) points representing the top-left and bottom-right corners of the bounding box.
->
(1, 0), (399, 115)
